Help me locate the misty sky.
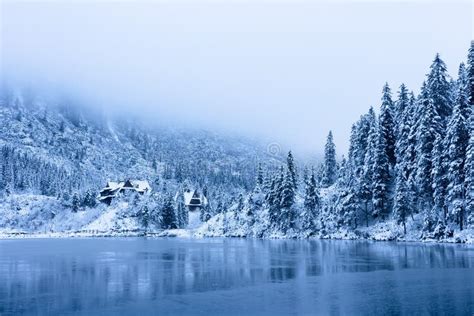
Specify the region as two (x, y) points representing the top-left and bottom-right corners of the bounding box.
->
(1, 0), (472, 157)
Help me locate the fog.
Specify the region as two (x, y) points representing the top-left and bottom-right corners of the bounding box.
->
(1, 0), (472, 156)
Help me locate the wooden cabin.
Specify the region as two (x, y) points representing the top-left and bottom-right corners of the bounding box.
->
(98, 180), (151, 205)
(183, 189), (208, 212)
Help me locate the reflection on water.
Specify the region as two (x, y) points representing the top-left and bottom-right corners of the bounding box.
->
(0, 238), (473, 315)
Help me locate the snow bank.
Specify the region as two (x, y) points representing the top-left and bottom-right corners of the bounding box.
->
(0, 193), (472, 244)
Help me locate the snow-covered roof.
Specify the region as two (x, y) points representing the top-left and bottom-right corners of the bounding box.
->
(184, 190), (195, 205)
(100, 180), (151, 194)
(106, 181), (123, 190)
(130, 180), (151, 192)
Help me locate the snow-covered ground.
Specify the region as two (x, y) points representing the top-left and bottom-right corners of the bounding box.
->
(0, 193), (472, 244)
(193, 209), (474, 244)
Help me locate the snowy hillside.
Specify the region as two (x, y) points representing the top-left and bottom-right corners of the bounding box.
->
(0, 89), (281, 237)
(0, 95), (275, 192)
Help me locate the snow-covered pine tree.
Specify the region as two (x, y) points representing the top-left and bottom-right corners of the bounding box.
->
(339, 179), (359, 229)
(455, 63), (471, 120)
(301, 166), (309, 186)
(140, 204), (150, 233)
(422, 203), (437, 234)
(176, 187), (188, 228)
(236, 193), (244, 213)
(279, 168), (296, 231)
(251, 168), (265, 208)
(71, 193), (80, 212)
(406, 91), (419, 209)
(468, 41), (474, 106)
(337, 156), (348, 181)
(313, 164), (323, 184)
(161, 195), (177, 229)
(355, 111), (373, 170)
(427, 53), (453, 126)
(262, 169), (273, 199)
(302, 171), (319, 231)
(360, 108), (377, 214)
(286, 151), (298, 190)
(393, 173), (410, 235)
(132, 193), (141, 207)
(264, 173), (275, 206)
(200, 202), (212, 223)
(276, 166), (285, 204)
(266, 170), (282, 227)
(246, 193), (255, 226)
(393, 85), (414, 216)
(380, 83), (397, 166)
(82, 189), (97, 208)
(214, 198), (224, 215)
(344, 125), (365, 228)
(372, 121), (390, 219)
(348, 124), (358, 168)
(395, 85), (414, 181)
(467, 41), (474, 227)
(431, 133), (448, 225)
(466, 113), (474, 227)
(321, 131), (337, 187)
(415, 82), (439, 210)
(445, 69), (470, 230)
(395, 83), (410, 131)
(256, 162), (264, 188)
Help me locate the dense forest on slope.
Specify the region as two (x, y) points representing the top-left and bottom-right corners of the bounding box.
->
(200, 42), (474, 241)
(0, 87), (280, 233)
(0, 42), (473, 242)
(333, 43), (474, 238)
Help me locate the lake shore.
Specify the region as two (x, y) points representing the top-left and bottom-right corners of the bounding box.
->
(1, 227), (473, 244)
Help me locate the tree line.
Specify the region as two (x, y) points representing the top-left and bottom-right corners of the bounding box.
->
(239, 42), (474, 237)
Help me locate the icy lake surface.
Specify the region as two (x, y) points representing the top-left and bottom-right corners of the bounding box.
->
(0, 238), (473, 315)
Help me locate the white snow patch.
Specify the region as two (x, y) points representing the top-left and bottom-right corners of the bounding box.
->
(187, 211), (202, 229)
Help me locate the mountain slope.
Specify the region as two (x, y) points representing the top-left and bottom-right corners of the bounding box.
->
(0, 95), (278, 196)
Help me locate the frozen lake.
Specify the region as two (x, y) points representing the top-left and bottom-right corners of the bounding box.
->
(0, 238), (473, 315)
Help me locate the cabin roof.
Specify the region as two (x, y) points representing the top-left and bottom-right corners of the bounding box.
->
(183, 190), (195, 205)
(102, 181), (123, 191)
(100, 180), (152, 195)
(131, 180), (151, 192)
